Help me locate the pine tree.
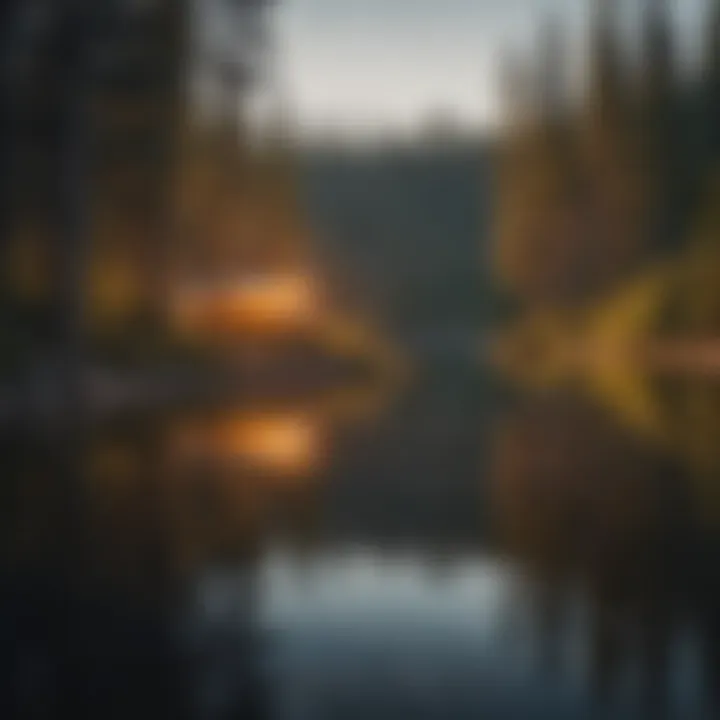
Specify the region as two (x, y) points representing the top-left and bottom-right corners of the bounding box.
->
(589, 0), (624, 124)
(705, 0), (720, 159)
(91, 0), (191, 332)
(639, 0), (679, 252)
(538, 16), (566, 126)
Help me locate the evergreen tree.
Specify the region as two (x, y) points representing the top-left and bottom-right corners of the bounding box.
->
(589, 0), (624, 125)
(538, 16), (566, 127)
(638, 0), (681, 252)
(705, 0), (720, 156)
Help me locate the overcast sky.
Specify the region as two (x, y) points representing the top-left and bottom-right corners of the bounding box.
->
(249, 0), (709, 137)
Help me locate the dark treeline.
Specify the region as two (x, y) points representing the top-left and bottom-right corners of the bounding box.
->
(495, 0), (720, 311)
(490, 393), (720, 717)
(0, 0), (273, 399)
(0, 4), (277, 718)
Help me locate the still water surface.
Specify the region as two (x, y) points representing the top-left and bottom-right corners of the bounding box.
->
(2, 368), (720, 719)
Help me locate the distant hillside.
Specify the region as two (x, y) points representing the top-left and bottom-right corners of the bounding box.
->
(298, 143), (494, 340)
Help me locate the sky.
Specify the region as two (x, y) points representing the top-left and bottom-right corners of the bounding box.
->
(250, 0), (709, 138)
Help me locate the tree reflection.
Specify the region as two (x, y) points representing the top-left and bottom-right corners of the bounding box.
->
(489, 392), (720, 716)
(0, 406), (315, 718)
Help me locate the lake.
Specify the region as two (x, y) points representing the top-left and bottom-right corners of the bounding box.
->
(2, 356), (719, 719)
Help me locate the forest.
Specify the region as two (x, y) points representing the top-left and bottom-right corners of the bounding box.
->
(0, 0), (397, 424)
(492, 0), (720, 467)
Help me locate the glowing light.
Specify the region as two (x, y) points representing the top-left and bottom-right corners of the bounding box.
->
(226, 273), (318, 328)
(219, 414), (321, 475)
(171, 272), (320, 335)
(170, 412), (324, 478)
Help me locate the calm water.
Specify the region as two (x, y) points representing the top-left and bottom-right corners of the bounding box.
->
(1, 363), (720, 719)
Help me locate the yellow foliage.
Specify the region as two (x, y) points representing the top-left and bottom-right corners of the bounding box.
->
(579, 264), (670, 441)
(87, 251), (145, 325)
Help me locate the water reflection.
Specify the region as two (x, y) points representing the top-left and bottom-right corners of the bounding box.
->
(489, 392), (720, 718)
(0, 407), (319, 718)
(170, 411), (324, 478)
(3, 374), (720, 718)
